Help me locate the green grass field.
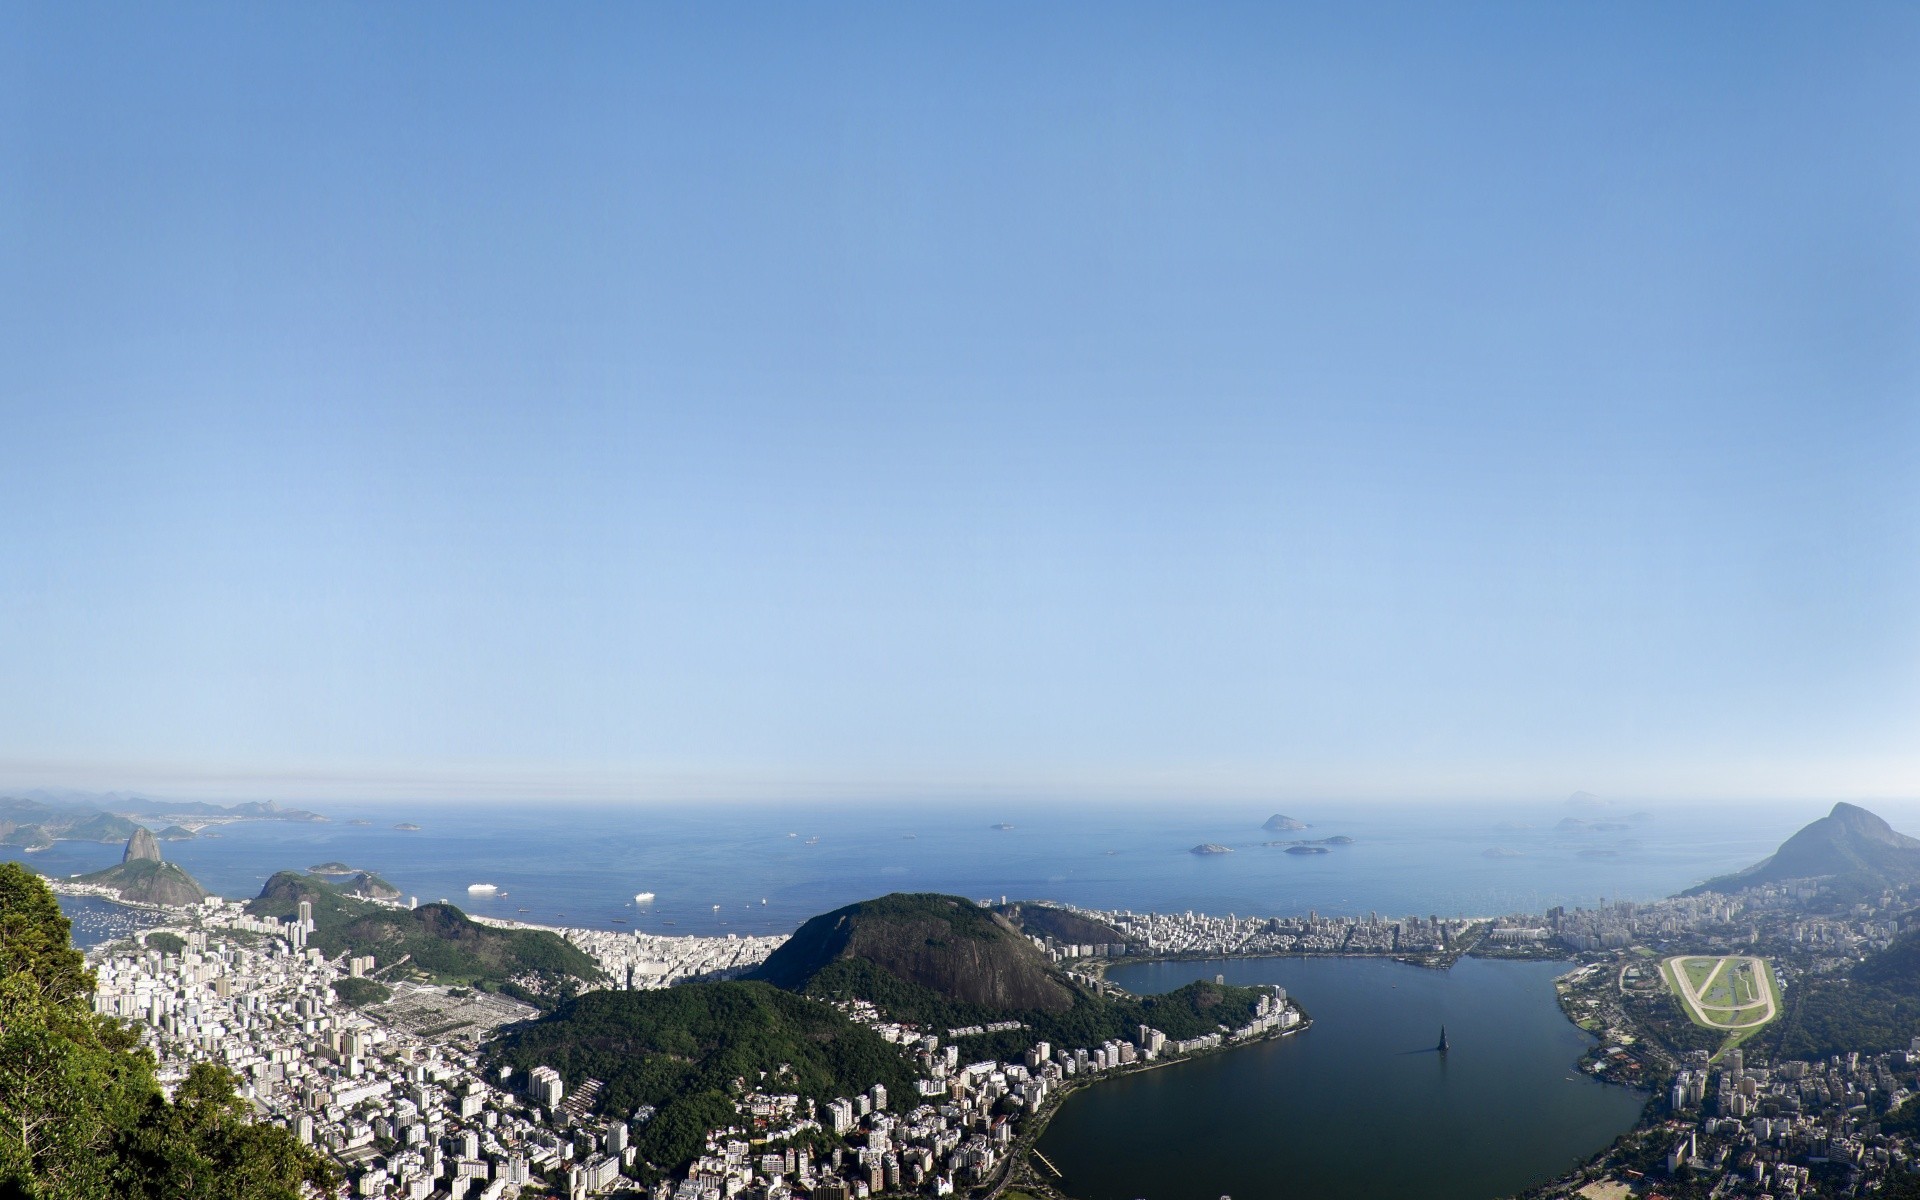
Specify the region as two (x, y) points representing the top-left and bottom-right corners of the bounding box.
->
(1662, 954), (1780, 1060)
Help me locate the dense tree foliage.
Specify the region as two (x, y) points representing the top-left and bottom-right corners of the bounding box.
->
(753, 893), (1078, 1012)
(1766, 929), (1920, 1060)
(0, 863), (336, 1200)
(487, 983), (919, 1177)
(142, 932), (187, 956)
(798, 955), (1265, 1060)
(329, 977), (391, 1008)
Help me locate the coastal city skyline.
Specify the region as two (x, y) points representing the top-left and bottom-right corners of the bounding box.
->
(6, 4), (1918, 806)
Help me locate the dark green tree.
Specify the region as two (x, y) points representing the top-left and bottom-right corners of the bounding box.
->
(0, 863), (338, 1200)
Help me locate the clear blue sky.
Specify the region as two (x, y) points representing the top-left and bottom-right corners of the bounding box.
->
(2, 3), (1916, 804)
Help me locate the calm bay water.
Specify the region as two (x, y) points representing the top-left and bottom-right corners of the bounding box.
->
(1037, 956), (1647, 1200)
(6, 797), (1867, 938)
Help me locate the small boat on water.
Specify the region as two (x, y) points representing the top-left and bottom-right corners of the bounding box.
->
(611, 918), (628, 924)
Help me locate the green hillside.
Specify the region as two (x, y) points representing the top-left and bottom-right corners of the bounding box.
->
(488, 983), (917, 1178)
(751, 893), (1078, 1011)
(246, 871), (600, 1000)
(75, 859), (209, 907)
(751, 892), (1267, 1062)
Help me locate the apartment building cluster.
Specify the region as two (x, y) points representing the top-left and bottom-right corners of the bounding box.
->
(85, 898), (644, 1200)
(1046, 904), (1477, 959)
(484, 920), (786, 990)
(1646, 1044), (1920, 1198)
(648, 986), (1301, 1200)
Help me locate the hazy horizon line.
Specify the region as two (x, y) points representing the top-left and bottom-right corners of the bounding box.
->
(3, 757), (1912, 811)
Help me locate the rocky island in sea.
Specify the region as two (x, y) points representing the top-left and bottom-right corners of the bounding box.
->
(1190, 843), (1234, 855)
(1262, 813), (1309, 831)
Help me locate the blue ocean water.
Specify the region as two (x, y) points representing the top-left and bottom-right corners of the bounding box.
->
(9, 797), (1884, 937)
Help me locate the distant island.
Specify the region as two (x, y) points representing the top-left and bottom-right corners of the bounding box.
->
(1264, 835), (1353, 848)
(1190, 843), (1233, 855)
(1284, 845), (1330, 856)
(991, 822), (1015, 831)
(393, 822), (421, 831)
(1262, 814), (1308, 831)
(1482, 847), (1524, 858)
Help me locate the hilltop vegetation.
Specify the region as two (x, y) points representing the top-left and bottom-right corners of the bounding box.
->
(74, 858), (209, 907)
(70, 829), (211, 906)
(750, 892), (1267, 1062)
(752, 893), (1077, 1012)
(488, 983), (917, 1179)
(0, 862), (334, 1200)
(246, 871), (600, 1000)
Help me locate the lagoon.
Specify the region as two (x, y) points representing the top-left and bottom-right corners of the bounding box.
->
(1036, 955), (1645, 1200)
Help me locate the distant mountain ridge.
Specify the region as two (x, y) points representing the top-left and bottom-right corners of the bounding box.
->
(0, 797), (141, 848)
(1685, 803), (1920, 895)
(0, 791), (324, 855)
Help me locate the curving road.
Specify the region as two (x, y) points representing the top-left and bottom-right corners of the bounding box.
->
(1665, 955), (1776, 1030)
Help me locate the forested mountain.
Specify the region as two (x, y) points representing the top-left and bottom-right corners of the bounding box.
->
(749, 892), (1269, 1064)
(751, 893), (1077, 1011)
(247, 871), (600, 1001)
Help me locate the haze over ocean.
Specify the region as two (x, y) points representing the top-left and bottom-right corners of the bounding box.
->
(12, 798), (1887, 939)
